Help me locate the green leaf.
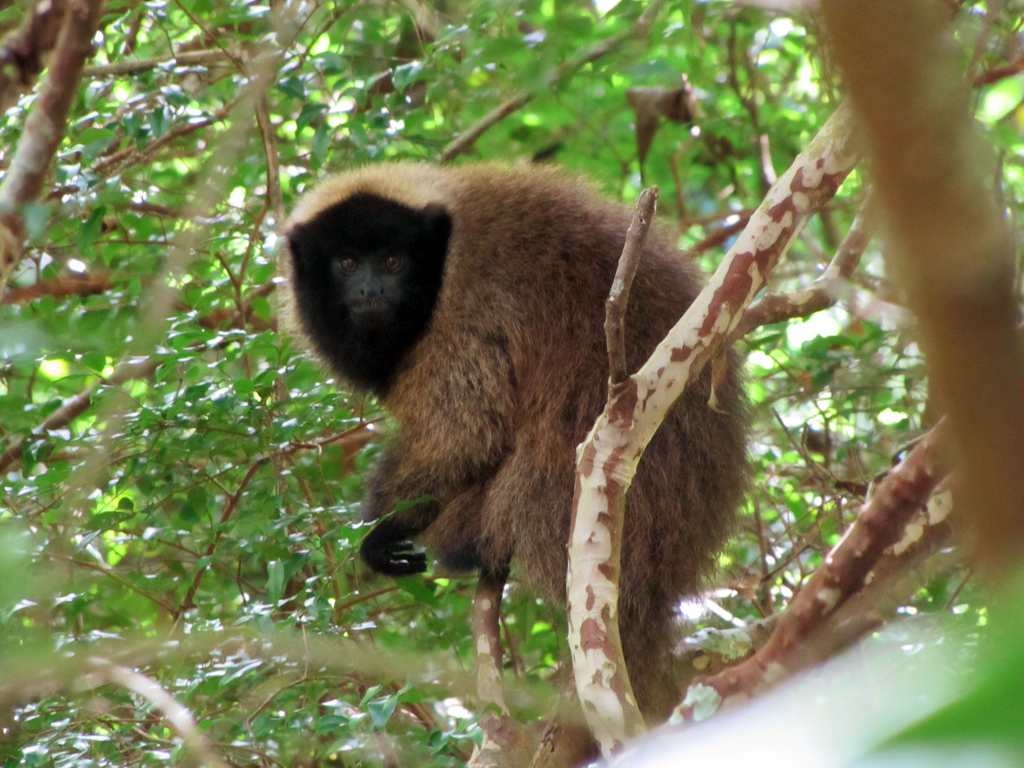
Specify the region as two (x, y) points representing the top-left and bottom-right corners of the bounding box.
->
(267, 559), (286, 603)
(365, 694), (398, 729)
(77, 206), (107, 255)
(393, 61), (424, 90)
(978, 76), (1024, 124)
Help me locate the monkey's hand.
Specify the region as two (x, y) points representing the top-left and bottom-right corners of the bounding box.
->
(361, 523), (428, 576)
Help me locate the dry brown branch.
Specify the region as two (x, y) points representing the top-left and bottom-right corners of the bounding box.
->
(0, 356), (157, 474)
(605, 188), (658, 384)
(2, 272), (111, 303)
(673, 422), (949, 721)
(0, 0), (103, 283)
(439, 0), (665, 162)
(682, 212), (751, 258)
(731, 194), (874, 339)
(0, 0), (67, 114)
(191, 279), (276, 330)
(92, 102), (235, 175)
(0, 288), (283, 475)
(83, 47), (230, 77)
(173, 458), (269, 621)
(86, 658), (229, 768)
(255, 96), (284, 222)
(823, 0), (1024, 575)
(973, 54), (1024, 86)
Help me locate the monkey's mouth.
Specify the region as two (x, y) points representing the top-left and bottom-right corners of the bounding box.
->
(348, 297), (392, 318)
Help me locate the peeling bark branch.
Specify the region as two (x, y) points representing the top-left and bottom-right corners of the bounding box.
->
(440, 0), (665, 162)
(823, 0), (1024, 575)
(567, 103), (856, 757)
(472, 571), (509, 715)
(468, 571), (532, 768)
(0, 0), (103, 283)
(631, 104), (856, 453)
(672, 423), (950, 722)
(566, 193), (661, 757)
(731, 194), (875, 340)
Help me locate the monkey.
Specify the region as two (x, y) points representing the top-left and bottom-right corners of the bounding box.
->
(281, 162), (747, 720)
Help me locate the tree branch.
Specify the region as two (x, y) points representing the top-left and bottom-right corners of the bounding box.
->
(0, 0), (67, 114)
(87, 658), (229, 768)
(566, 103), (856, 755)
(0, 356), (157, 474)
(731, 193), (875, 340)
(0, 0), (103, 284)
(605, 188), (658, 385)
(440, 0), (665, 162)
(823, 0), (1024, 575)
(673, 422), (950, 722)
(566, 189), (662, 756)
(467, 570), (532, 768)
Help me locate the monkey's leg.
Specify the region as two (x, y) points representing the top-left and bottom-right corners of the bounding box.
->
(425, 485), (492, 573)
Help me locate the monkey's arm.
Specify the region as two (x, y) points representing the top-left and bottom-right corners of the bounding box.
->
(361, 328), (517, 576)
(359, 447), (441, 576)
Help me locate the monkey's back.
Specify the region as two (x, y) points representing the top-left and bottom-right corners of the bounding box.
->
(382, 165), (746, 712)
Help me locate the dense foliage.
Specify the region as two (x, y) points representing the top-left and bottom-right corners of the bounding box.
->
(1, 1), (1022, 765)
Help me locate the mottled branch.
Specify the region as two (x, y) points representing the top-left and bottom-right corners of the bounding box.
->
(731, 194), (875, 340)
(673, 422), (950, 722)
(467, 570), (532, 768)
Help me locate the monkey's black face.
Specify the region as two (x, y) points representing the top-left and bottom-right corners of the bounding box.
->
(288, 193), (452, 393)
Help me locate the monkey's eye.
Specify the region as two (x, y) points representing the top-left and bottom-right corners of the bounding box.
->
(338, 257), (358, 274)
(383, 255), (403, 274)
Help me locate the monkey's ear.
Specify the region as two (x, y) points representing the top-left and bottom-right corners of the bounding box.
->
(287, 226), (306, 265)
(420, 203), (452, 250)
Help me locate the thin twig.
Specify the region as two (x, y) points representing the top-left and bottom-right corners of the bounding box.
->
(83, 48), (231, 77)
(87, 658), (229, 768)
(605, 187), (658, 385)
(440, 0), (666, 162)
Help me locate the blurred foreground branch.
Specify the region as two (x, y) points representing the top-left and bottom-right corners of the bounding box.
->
(823, 0), (1024, 575)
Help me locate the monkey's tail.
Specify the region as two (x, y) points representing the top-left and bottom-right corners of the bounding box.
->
(621, 603), (682, 724)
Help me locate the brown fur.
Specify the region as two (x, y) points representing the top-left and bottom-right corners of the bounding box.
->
(282, 163), (748, 720)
